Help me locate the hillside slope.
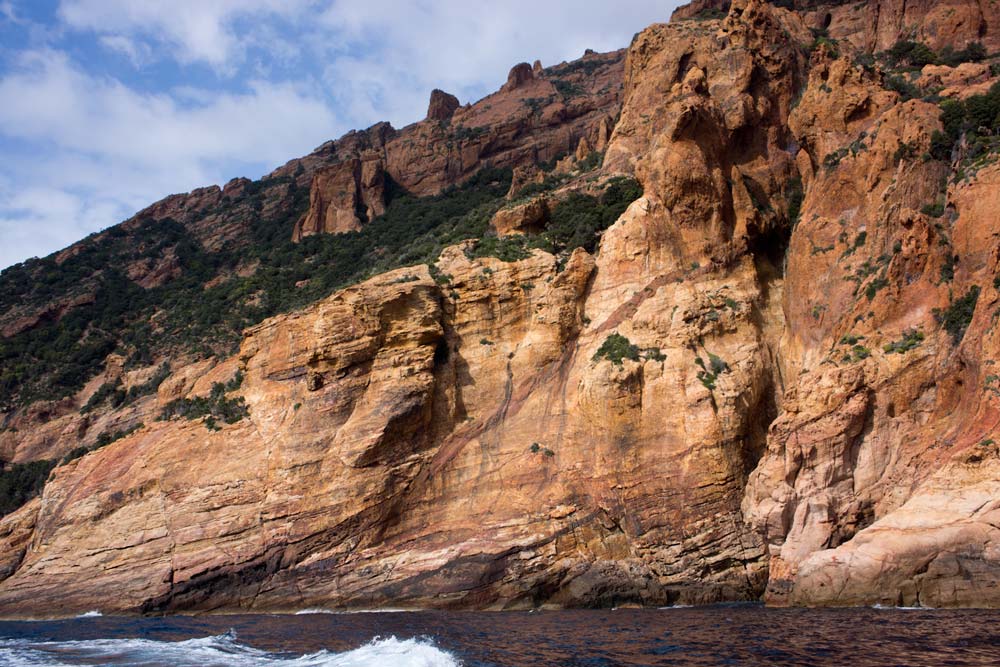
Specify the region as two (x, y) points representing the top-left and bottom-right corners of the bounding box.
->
(2, 0), (1000, 614)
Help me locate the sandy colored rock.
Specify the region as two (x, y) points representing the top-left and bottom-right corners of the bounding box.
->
(491, 197), (550, 236)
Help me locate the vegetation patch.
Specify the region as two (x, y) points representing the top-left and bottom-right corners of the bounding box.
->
(883, 329), (925, 354)
(929, 81), (1000, 176)
(685, 8), (727, 21)
(529, 442), (555, 457)
(158, 372), (248, 429)
(513, 173), (568, 200)
(935, 286), (981, 344)
(836, 334), (871, 363)
(466, 235), (533, 262)
(694, 353), (729, 391)
(594, 333), (640, 365)
(470, 176), (642, 264)
(786, 177), (804, 228)
(0, 168), (512, 408)
(883, 40), (986, 68)
(0, 459), (56, 517)
(62, 423), (144, 465)
(921, 201), (945, 218)
(529, 177), (643, 255)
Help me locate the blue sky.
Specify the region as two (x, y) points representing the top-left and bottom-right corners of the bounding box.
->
(0, 0), (680, 269)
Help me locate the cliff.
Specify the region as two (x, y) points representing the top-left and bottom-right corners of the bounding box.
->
(2, 0), (1000, 615)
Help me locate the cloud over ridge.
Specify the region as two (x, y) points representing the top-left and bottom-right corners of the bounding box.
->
(0, 0), (677, 269)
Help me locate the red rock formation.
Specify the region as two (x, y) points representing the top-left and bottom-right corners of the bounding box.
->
(289, 51), (625, 238)
(292, 157), (387, 239)
(503, 62), (536, 91)
(427, 89), (461, 121)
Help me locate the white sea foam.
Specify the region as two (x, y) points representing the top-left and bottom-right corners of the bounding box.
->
(292, 608), (415, 615)
(871, 604), (932, 611)
(0, 631), (460, 667)
(74, 611), (102, 618)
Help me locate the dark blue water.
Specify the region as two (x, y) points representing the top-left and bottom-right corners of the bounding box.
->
(1, 605), (999, 666)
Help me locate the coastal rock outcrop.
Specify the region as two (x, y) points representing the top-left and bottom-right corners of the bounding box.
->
(3, 0), (1000, 616)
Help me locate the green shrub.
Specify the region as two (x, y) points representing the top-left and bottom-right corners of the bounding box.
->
(937, 42), (987, 67)
(124, 363), (170, 403)
(883, 329), (925, 354)
(158, 377), (249, 428)
(685, 8), (727, 21)
(929, 81), (1000, 171)
(593, 333), (640, 365)
(694, 353), (729, 390)
(814, 38), (840, 59)
(823, 147), (850, 170)
(929, 130), (954, 162)
(884, 40), (938, 67)
(63, 423), (144, 464)
(532, 177), (642, 255)
(577, 151), (604, 172)
(514, 173), (567, 199)
(885, 75), (921, 102)
(81, 381), (126, 413)
(467, 235), (532, 262)
(935, 286), (981, 344)
(786, 177), (804, 227)
(645, 347), (666, 362)
(865, 277), (889, 301)
(553, 79), (584, 98)
(921, 201), (945, 218)
(940, 253), (957, 283)
(0, 459), (56, 517)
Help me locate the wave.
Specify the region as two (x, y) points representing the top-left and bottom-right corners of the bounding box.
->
(871, 604), (933, 611)
(292, 608), (416, 615)
(0, 631), (461, 666)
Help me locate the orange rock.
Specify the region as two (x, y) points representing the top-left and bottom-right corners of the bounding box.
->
(491, 197), (550, 236)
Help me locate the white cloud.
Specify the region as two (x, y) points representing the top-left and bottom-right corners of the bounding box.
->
(0, 2), (19, 23)
(98, 34), (152, 67)
(0, 1), (685, 268)
(0, 49), (341, 172)
(57, 0), (313, 70)
(0, 48), (343, 268)
(311, 0), (674, 128)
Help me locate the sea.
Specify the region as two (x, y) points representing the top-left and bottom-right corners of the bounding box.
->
(1, 604), (998, 666)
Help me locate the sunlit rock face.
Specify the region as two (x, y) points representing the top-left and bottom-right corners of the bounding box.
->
(4, 0), (1000, 616)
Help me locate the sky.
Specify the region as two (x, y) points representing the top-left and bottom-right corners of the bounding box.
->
(0, 1), (681, 270)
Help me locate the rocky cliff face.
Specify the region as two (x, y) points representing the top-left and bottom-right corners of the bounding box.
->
(3, 0), (1000, 615)
(676, 0), (1000, 52)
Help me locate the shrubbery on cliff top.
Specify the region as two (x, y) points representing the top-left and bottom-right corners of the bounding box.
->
(0, 164), (636, 409)
(928, 80), (1000, 167)
(0, 168), (512, 407)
